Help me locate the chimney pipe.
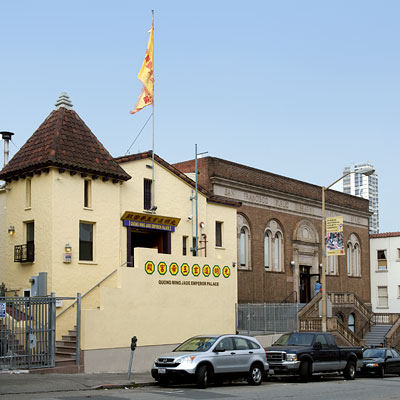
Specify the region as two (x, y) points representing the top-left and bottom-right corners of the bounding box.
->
(1, 131), (14, 167)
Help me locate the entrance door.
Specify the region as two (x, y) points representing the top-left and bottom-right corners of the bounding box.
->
(300, 266), (321, 303)
(129, 228), (171, 266)
(299, 266), (311, 303)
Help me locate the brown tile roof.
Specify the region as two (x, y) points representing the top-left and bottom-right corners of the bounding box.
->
(115, 151), (241, 208)
(0, 106), (131, 182)
(370, 232), (400, 239)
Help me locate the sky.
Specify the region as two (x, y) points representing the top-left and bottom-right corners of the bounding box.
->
(0, 1), (399, 232)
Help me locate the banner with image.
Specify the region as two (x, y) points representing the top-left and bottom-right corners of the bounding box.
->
(326, 216), (345, 256)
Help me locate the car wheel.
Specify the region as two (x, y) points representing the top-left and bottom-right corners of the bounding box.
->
(158, 377), (169, 387)
(248, 363), (263, 385)
(196, 365), (209, 389)
(344, 360), (356, 380)
(378, 365), (385, 378)
(299, 361), (311, 383)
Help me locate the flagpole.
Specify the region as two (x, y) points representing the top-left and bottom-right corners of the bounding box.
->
(151, 9), (155, 212)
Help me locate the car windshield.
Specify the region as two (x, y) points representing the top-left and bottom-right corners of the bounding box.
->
(363, 349), (385, 358)
(173, 337), (218, 352)
(273, 333), (315, 346)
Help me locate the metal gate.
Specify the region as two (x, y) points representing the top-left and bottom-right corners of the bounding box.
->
(0, 296), (56, 369)
(236, 303), (306, 336)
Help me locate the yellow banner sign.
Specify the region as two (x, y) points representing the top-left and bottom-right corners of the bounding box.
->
(121, 211), (181, 227)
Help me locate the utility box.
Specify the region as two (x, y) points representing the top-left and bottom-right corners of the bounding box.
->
(30, 272), (47, 296)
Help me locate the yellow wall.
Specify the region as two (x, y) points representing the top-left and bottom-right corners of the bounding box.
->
(1, 156), (238, 348)
(0, 188), (6, 285)
(82, 248), (237, 349)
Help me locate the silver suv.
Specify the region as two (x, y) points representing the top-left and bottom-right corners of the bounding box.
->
(151, 334), (269, 388)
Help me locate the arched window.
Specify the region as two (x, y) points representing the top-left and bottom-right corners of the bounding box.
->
(353, 243), (360, 276)
(237, 214), (251, 270)
(240, 227), (248, 267)
(274, 232), (281, 271)
(264, 231), (271, 268)
(347, 234), (361, 277)
(348, 313), (355, 333)
(264, 220), (284, 272)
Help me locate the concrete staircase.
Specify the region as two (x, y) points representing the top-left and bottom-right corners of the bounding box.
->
(364, 324), (392, 347)
(31, 326), (83, 374)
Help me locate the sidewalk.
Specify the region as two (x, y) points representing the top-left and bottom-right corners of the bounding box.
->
(0, 370), (156, 395)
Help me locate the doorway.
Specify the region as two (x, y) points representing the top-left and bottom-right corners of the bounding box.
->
(128, 228), (171, 266)
(299, 265), (320, 303)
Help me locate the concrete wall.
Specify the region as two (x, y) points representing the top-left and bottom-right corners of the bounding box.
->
(81, 247), (237, 350)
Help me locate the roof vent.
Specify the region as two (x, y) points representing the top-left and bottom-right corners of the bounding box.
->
(55, 92), (73, 110)
(1, 131), (14, 167)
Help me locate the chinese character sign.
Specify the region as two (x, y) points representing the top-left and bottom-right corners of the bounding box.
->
(326, 216), (345, 256)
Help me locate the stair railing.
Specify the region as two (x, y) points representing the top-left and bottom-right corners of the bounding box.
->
(56, 267), (120, 319)
(55, 260), (130, 366)
(282, 291), (298, 303)
(384, 315), (400, 350)
(356, 313), (375, 340)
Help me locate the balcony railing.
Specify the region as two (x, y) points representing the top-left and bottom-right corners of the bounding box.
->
(14, 242), (35, 263)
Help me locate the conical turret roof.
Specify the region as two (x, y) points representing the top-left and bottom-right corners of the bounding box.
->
(0, 93), (131, 182)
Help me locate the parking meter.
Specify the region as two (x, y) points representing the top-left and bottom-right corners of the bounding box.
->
(131, 336), (137, 351)
(128, 336), (138, 380)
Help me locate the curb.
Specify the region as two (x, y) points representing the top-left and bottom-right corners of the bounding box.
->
(92, 381), (158, 390)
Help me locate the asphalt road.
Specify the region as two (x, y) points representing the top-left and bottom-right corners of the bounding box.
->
(3, 375), (400, 400)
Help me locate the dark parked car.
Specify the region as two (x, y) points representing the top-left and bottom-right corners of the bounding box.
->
(151, 334), (269, 388)
(265, 332), (363, 382)
(361, 348), (400, 377)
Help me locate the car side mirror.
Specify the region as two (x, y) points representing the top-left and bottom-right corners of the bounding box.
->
(386, 355), (392, 360)
(214, 348), (226, 353)
(313, 342), (322, 350)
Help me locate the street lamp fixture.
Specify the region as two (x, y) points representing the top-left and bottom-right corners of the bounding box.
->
(320, 166), (374, 332)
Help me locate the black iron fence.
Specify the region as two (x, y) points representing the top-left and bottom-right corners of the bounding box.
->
(0, 296), (56, 369)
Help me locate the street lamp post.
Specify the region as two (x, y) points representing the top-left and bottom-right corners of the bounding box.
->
(320, 166), (375, 332)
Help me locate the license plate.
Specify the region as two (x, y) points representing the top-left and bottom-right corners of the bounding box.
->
(158, 368), (166, 374)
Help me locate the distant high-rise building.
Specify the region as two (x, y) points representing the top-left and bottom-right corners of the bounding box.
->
(343, 163), (379, 233)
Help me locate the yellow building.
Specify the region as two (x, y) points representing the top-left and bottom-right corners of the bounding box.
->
(0, 94), (239, 372)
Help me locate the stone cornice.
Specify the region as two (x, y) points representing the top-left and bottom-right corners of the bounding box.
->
(211, 177), (370, 229)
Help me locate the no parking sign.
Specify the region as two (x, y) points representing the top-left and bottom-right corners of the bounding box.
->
(0, 303), (6, 318)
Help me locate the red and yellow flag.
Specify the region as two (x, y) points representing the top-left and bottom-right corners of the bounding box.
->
(130, 26), (154, 114)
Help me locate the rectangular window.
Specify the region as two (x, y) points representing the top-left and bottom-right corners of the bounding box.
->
(377, 250), (387, 271)
(377, 286), (388, 308)
(26, 179), (31, 208)
(144, 179), (152, 210)
(398, 285), (400, 298)
(215, 221), (223, 247)
(182, 236), (188, 256)
(25, 221), (35, 262)
(79, 222), (94, 261)
(84, 179), (92, 208)
(397, 249), (400, 260)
